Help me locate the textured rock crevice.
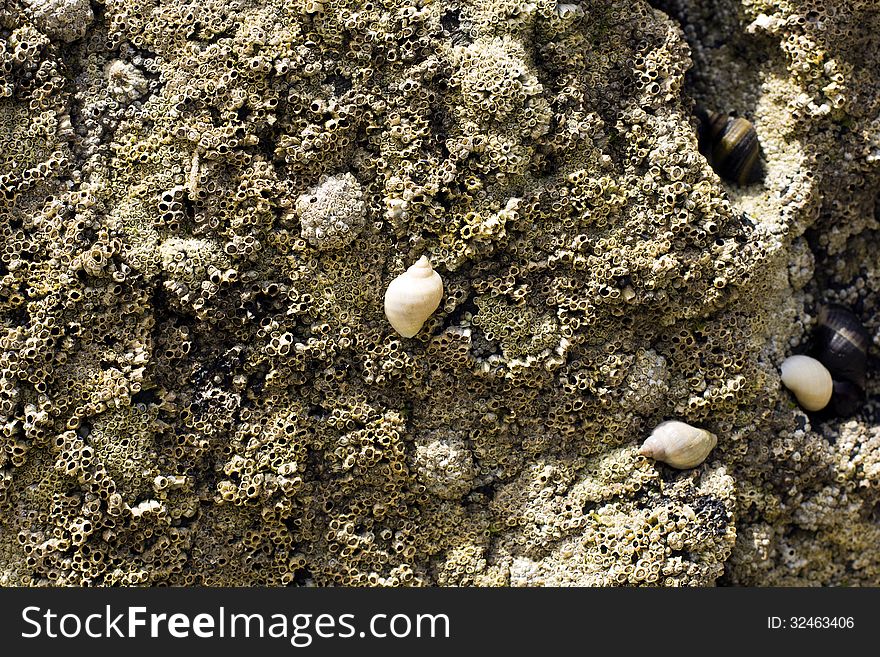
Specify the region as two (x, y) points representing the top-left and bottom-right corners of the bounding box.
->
(656, 0), (880, 585)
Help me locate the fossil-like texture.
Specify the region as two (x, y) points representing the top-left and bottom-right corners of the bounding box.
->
(0, 0), (878, 586)
(295, 173), (366, 249)
(21, 0), (93, 44)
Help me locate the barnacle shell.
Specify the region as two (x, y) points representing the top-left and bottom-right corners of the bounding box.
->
(638, 420), (717, 469)
(696, 108), (762, 185)
(780, 355), (833, 411)
(383, 256), (444, 338)
(815, 305), (869, 390)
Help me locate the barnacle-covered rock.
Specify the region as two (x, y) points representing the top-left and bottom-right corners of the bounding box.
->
(2, 0), (880, 589)
(22, 0), (94, 43)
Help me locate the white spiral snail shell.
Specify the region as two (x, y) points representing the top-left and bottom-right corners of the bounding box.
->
(383, 256), (444, 338)
(638, 420), (717, 469)
(779, 354), (833, 411)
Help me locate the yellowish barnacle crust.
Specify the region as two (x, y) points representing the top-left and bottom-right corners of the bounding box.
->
(2, 0), (880, 590)
(22, 0), (93, 43)
(639, 421), (718, 469)
(383, 257), (444, 338)
(779, 355), (833, 411)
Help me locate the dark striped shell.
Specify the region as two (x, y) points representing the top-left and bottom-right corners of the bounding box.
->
(696, 108), (762, 186)
(815, 305), (869, 390)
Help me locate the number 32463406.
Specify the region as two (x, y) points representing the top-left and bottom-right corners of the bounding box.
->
(768, 617), (854, 629)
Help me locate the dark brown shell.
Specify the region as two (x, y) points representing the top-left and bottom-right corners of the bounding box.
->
(815, 305), (869, 390)
(831, 379), (864, 418)
(696, 108), (763, 186)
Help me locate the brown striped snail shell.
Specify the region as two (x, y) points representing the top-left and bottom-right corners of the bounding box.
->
(638, 420), (717, 469)
(780, 355), (833, 412)
(383, 256), (444, 338)
(696, 108), (762, 186)
(815, 305), (869, 390)
(811, 305), (869, 417)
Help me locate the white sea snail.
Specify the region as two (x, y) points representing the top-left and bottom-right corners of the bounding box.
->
(779, 354), (833, 411)
(383, 256), (444, 338)
(638, 420), (717, 469)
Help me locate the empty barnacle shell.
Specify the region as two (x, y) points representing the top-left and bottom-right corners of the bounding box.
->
(638, 420), (717, 469)
(815, 304), (869, 390)
(696, 108), (762, 185)
(383, 256), (444, 338)
(780, 355), (833, 411)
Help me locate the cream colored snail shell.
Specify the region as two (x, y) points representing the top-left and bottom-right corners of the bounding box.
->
(638, 420), (717, 469)
(780, 354), (833, 411)
(383, 256), (444, 338)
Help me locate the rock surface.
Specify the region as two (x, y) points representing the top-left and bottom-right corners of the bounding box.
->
(0, 0), (878, 586)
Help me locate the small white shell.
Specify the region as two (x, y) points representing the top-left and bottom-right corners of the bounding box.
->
(383, 256), (444, 338)
(780, 354), (832, 411)
(638, 420), (717, 469)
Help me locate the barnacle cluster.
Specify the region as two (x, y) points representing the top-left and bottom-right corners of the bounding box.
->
(295, 173), (366, 250)
(0, 0), (879, 587)
(21, 0), (93, 44)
